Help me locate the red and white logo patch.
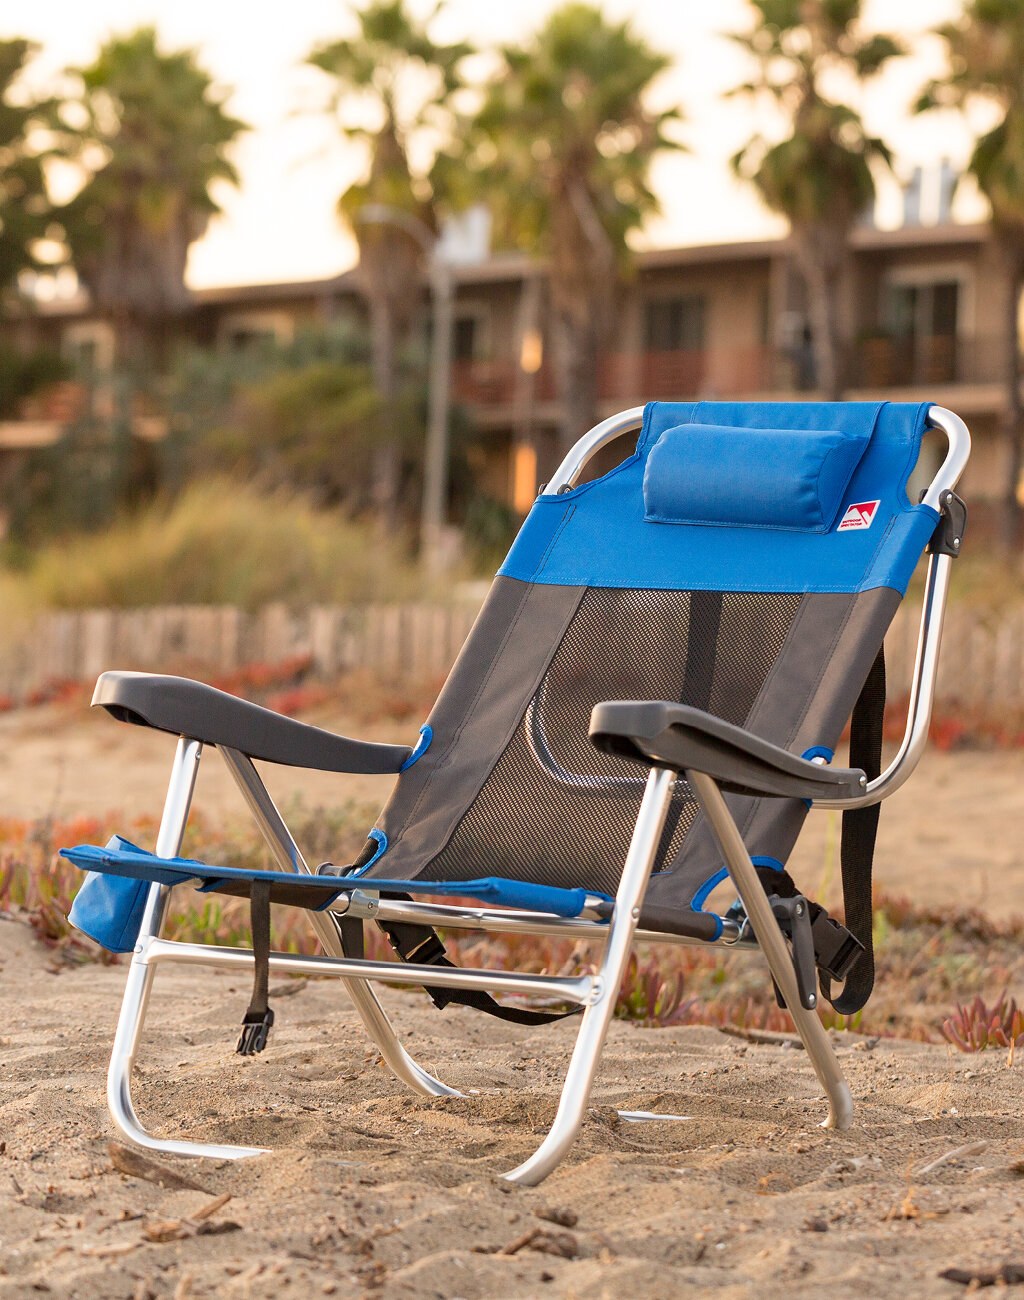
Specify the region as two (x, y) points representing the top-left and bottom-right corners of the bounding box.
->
(837, 500), (881, 532)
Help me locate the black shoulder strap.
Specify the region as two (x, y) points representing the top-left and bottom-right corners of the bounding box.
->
(820, 644), (885, 1015)
(378, 920), (580, 1026)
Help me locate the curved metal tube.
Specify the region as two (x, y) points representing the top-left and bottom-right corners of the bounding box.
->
(920, 405), (971, 511)
(547, 406), (646, 493)
(106, 740), (262, 1160)
(504, 766), (677, 1185)
(525, 680), (647, 793)
(817, 404), (970, 809)
(815, 552), (952, 810)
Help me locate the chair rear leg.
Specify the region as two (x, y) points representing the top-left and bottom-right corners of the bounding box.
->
(503, 766), (676, 1186)
(218, 746), (461, 1100)
(688, 770), (854, 1130)
(107, 739), (268, 1159)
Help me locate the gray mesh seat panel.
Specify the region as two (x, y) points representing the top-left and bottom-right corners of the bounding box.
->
(422, 587), (801, 896)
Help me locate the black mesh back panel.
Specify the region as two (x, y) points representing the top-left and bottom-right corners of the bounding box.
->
(424, 587), (802, 896)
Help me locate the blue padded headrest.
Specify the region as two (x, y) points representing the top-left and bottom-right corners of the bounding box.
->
(643, 422), (870, 533)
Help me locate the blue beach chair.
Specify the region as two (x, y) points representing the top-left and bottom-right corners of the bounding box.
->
(63, 400), (970, 1185)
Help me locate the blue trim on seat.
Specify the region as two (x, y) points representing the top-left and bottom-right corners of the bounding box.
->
(347, 828), (387, 877)
(751, 855), (786, 874)
(690, 868), (728, 940)
(400, 725), (433, 771)
(799, 747), (834, 807)
(498, 400), (938, 596)
(58, 841), (612, 920)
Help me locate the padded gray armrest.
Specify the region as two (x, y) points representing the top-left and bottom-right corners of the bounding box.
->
(93, 671), (412, 774)
(589, 700), (866, 801)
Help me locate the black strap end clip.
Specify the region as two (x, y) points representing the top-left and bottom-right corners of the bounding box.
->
(809, 908), (865, 984)
(237, 1007), (274, 1056)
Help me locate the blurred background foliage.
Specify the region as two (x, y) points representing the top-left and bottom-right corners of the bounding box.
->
(0, 1), (1023, 609)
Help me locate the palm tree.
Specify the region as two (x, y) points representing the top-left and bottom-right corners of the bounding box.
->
(53, 27), (246, 365)
(917, 0), (1024, 547)
(449, 3), (681, 451)
(731, 1), (902, 400)
(306, 0), (471, 518)
(0, 39), (53, 303)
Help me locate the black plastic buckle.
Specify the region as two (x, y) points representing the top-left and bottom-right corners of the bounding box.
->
(809, 908), (865, 983)
(387, 929), (447, 967)
(236, 1008), (274, 1056)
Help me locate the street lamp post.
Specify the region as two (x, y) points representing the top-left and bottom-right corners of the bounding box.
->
(355, 204), (453, 572)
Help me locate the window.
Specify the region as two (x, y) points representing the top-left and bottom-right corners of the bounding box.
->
(644, 295), (706, 352)
(887, 281), (959, 340)
(884, 279), (960, 383)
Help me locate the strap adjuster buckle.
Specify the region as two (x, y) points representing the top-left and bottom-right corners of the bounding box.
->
(236, 1007), (274, 1056)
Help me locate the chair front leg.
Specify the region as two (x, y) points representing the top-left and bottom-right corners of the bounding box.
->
(107, 739), (267, 1159)
(687, 768), (854, 1131)
(503, 765), (676, 1186)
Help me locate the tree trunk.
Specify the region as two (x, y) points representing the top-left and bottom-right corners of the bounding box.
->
(998, 237), (1024, 554)
(549, 171), (618, 452)
(794, 224), (848, 402)
(555, 307), (600, 456)
(367, 290), (400, 523)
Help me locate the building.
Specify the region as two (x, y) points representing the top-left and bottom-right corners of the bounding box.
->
(2, 219), (1009, 516)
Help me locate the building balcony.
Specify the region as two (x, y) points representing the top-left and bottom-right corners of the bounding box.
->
(453, 335), (1013, 421)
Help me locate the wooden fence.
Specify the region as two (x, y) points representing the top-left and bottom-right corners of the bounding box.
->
(0, 598), (1018, 711)
(0, 603), (482, 700)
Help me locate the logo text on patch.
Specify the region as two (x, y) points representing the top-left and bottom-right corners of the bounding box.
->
(837, 500), (881, 531)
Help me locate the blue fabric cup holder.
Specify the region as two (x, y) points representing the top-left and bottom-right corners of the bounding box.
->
(68, 835), (152, 953)
(643, 422), (872, 533)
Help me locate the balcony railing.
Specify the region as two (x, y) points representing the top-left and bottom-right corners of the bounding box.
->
(452, 335), (1012, 412)
(851, 335), (1006, 388)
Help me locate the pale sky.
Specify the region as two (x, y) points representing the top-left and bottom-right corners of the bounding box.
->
(2, 0), (991, 290)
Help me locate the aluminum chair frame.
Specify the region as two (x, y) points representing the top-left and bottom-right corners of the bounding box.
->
(104, 405), (970, 1186)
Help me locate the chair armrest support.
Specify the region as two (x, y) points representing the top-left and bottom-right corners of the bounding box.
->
(92, 671), (412, 774)
(589, 700), (867, 801)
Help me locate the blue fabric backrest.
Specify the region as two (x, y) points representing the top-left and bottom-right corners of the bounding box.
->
(499, 400), (938, 596)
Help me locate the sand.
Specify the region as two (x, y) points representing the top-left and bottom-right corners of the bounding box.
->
(3, 706), (1024, 1297)
(4, 913), (1024, 1298)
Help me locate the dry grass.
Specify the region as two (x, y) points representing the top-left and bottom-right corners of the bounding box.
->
(10, 478), (434, 612)
(4, 804), (1024, 1041)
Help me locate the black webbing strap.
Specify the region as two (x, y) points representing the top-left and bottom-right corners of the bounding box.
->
(820, 644), (886, 1014)
(378, 920), (580, 1026)
(237, 879), (275, 1055)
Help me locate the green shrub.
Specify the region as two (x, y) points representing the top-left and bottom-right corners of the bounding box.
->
(25, 477), (426, 609)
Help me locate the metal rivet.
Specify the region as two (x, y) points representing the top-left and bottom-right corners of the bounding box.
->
(859, 775), (867, 786)
(631, 906), (640, 919)
(953, 538), (960, 547)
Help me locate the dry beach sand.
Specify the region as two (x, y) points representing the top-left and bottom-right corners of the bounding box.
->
(5, 915), (1024, 1299)
(2, 706), (1024, 1296)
